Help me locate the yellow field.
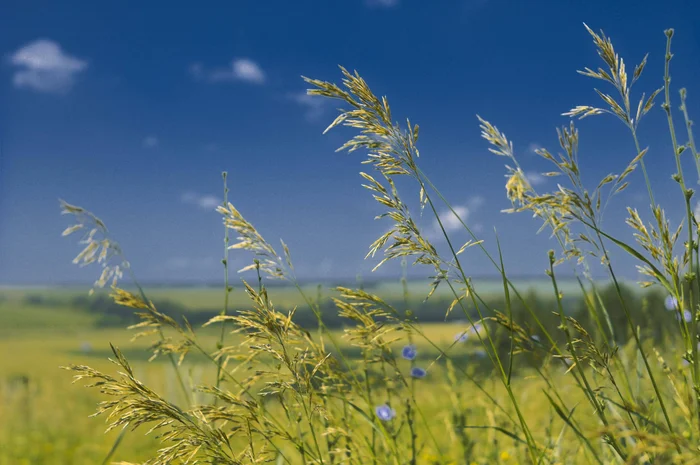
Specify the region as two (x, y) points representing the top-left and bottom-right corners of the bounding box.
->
(0, 290), (510, 464)
(1, 284), (693, 465)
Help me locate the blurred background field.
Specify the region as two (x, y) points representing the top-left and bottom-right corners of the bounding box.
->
(0, 278), (683, 464)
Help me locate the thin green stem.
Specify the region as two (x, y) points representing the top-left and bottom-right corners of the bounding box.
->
(123, 262), (191, 405)
(662, 29), (700, 430)
(416, 180), (540, 463)
(547, 251), (627, 460)
(216, 171), (232, 398)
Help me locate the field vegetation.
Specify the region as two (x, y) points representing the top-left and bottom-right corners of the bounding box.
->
(3, 24), (700, 464)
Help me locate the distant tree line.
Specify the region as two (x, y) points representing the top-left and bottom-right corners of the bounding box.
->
(22, 282), (681, 349)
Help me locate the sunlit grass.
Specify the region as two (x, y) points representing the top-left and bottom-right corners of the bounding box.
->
(5, 23), (700, 464)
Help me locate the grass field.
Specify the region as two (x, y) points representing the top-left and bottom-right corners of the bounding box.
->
(0, 281), (689, 464)
(0, 285), (510, 464)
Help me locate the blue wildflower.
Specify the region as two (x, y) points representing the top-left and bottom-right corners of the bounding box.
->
(410, 367), (427, 378)
(375, 404), (396, 421)
(454, 331), (468, 343)
(401, 344), (417, 360)
(665, 295), (679, 311)
(684, 310), (693, 323)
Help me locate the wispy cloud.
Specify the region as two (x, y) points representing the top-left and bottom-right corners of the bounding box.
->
(9, 39), (87, 93)
(181, 191), (222, 211)
(365, 0), (400, 8)
(142, 135), (159, 148)
(438, 205), (471, 233)
(428, 196), (484, 239)
(527, 142), (542, 155)
(189, 58), (266, 84)
(287, 91), (329, 121)
(524, 171), (546, 186)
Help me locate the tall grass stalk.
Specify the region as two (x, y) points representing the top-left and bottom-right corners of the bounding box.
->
(56, 24), (700, 464)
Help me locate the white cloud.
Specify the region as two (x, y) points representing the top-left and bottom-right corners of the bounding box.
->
(527, 142), (541, 155)
(437, 205), (470, 233)
(287, 91), (327, 121)
(9, 39), (87, 93)
(181, 191), (222, 211)
(366, 0), (399, 7)
(695, 201), (700, 223)
(428, 196), (484, 239)
(190, 58), (266, 84)
(468, 195), (485, 209)
(524, 171), (546, 186)
(142, 136), (159, 148)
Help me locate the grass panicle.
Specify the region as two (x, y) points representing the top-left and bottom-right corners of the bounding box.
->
(50, 24), (700, 464)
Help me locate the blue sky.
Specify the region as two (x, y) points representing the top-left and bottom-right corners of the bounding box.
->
(1, 0), (700, 286)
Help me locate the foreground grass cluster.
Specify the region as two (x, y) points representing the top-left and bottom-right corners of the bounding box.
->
(28, 25), (700, 464)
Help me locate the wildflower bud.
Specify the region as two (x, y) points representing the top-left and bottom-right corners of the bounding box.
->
(684, 272), (696, 283)
(665, 28), (674, 38)
(548, 249), (556, 263)
(685, 188), (694, 200)
(672, 173), (681, 183)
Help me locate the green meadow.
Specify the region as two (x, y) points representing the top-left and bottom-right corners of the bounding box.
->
(0, 277), (688, 464)
(0, 284), (519, 464)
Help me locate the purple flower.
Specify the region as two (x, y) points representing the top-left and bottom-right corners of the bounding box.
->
(665, 295), (679, 311)
(401, 344), (417, 360)
(410, 367), (427, 378)
(375, 404), (396, 421)
(454, 331), (469, 343)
